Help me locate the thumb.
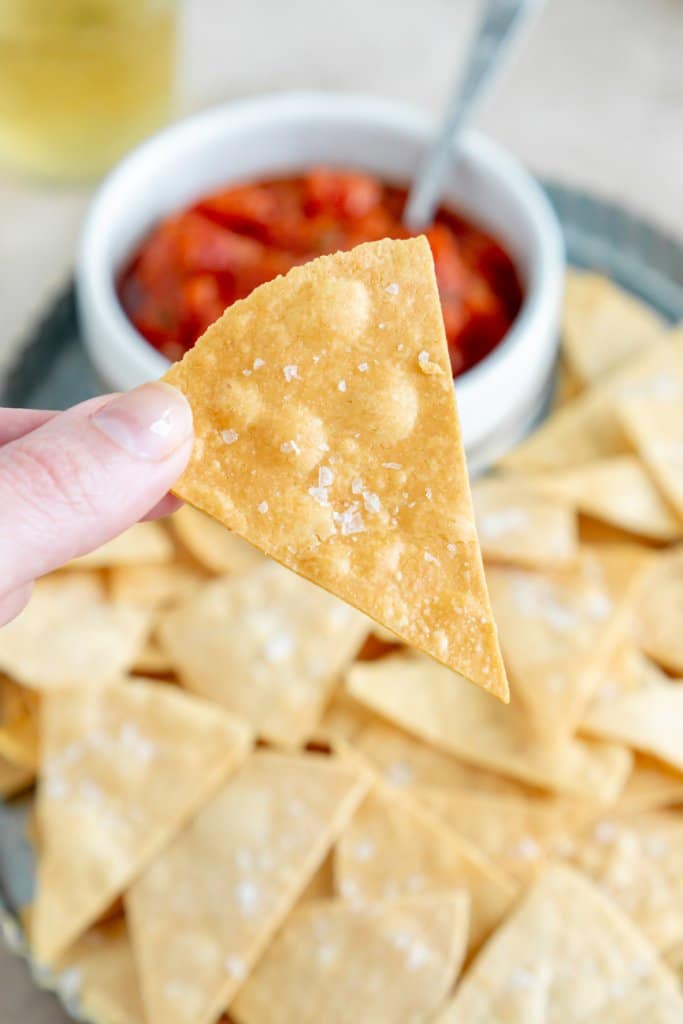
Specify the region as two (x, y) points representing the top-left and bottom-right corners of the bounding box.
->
(0, 383), (193, 591)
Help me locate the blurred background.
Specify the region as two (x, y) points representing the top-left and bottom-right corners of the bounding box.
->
(0, 0), (681, 387)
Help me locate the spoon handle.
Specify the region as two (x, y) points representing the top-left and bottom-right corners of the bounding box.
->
(403, 0), (544, 231)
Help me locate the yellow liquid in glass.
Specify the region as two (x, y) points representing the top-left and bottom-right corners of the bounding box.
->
(0, 0), (177, 180)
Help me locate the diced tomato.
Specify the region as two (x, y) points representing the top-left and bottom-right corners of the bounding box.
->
(180, 274), (228, 337)
(303, 168), (382, 220)
(197, 184), (281, 238)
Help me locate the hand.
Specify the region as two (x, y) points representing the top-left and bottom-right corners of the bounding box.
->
(0, 383), (193, 626)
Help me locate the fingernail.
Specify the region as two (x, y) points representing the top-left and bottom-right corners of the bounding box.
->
(91, 383), (193, 461)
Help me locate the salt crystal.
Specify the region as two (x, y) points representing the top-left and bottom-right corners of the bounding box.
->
(319, 466), (335, 487)
(221, 429), (239, 445)
(242, 368), (252, 376)
(382, 462), (402, 470)
(418, 350), (430, 367)
(363, 491), (381, 514)
(280, 440), (301, 455)
(406, 942), (432, 970)
(378, 322), (386, 330)
(283, 364), (300, 382)
(224, 955), (246, 980)
(318, 442), (330, 452)
(334, 507), (365, 536)
(253, 358), (265, 369)
(308, 486), (329, 507)
(425, 488), (432, 500)
(351, 477), (364, 494)
(358, 362), (369, 372)
(338, 379), (347, 392)
(423, 551), (439, 565)
(235, 880), (261, 917)
(385, 282), (399, 295)
(257, 500), (269, 514)
(263, 633), (294, 663)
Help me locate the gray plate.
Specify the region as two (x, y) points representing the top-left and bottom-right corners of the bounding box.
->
(1, 181), (683, 1022)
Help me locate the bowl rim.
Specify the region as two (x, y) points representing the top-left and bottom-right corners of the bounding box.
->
(77, 89), (563, 408)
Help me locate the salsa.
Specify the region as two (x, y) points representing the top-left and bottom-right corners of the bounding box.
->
(118, 168), (523, 377)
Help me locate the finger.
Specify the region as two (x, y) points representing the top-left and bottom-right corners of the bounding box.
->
(0, 409), (57, 445)
(141, 494), (184, 521)
(0, 582), (33, 628)
(0, 384), (193, 591)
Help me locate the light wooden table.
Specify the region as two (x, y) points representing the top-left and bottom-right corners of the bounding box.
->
(1, 0), (681, 1019)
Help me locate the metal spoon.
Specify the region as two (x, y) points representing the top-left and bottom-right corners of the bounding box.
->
(403, 0), (545, 232)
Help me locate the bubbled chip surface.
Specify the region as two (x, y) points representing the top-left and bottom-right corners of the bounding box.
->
(164, 237), (507, 700)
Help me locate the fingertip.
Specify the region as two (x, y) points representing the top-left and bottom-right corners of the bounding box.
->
(90, 382), (193, 462)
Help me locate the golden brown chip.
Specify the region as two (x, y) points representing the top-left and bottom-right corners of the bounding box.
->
(346, 655), (632, 801)
(163, 237), (507, 700)
(582, 682), (683, 773)
(567, 812), (683, 951)
(0, 574), (151, 690)
(0, 754), (33, 798)
(159, 561), (370, 746)
(501, 327), (683, 473)
(485, 553), (633, 740)
(529, 455), (681, 541)
(299, 853), (335, 903)
(170, 505), (266, 575)
(231, 893), (469, 1024)
(126, 750), (368, 1024)
(334, 785), (517, 950)
(634, 547), (683, 674)
(0, 677), (40, 769)
(56, 916), (144, 1024)
(618, 392), (683, 521)
(472, 477), (578, 569)
(32, 679), (251, 964)
(562, 270), (664, 383)
(435, 864), (683, 1023)
(66, 521), (175, 569)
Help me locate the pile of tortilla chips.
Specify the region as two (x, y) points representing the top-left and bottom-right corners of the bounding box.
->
(1, 247), (683, 1023)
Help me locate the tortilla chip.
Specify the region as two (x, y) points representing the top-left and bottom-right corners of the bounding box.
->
(299, 853), (335, 903)
(435, 864), (682, 1023)
(589, 541), (655, 600)
(159, 561), (370, 746)
(0, 754), (33, 797)
(562, 270), (664, 383)
(582, 683), (683, 773)
(586, 643), (667, 706)
(56, 916), (144, 1024)
(231, 892), (469, 1024)
(530, 455), (681, 541)
(126, 750), (368, 1024)
(615, 756), (683, 816)
(472, 477), (577, 569)
(0, 677), (40, 769)
(315, 690), (379, 747)
(32, 679), (251, 964)
(346, 655), (632, 801)
(0, 574), (151, 690)
(485, 553), (632, 740)
(552, 357), (583, 410)
(170, 505), (266, 575)
(131, 634), (174, 676)
(66, 521), (175, 569)
(618, 392), (683, 521)
(568, 812), (683, 951)
(501, 327), (683, 473)
(163, 237), (507, 700)
(334, 785), (517, 950)
(579, 986), (683, 1024)
(664, 944), (683, 987)
(634, 547), (683, 674)
(420, 786), (593, 883)
(109, 562), (206, 610)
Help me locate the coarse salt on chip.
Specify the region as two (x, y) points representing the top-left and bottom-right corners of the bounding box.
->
(617, 391), (683, 521)
(528, 454), (681, 542)
(334, 785), (517, 951)
(346, 655), (632, 802)
(501, 327), (683, 474)
(170, 505), (266, 575)
(0, 574), (151, 691)
(159, 561), (371, 747)
(163, 237), (507, 701)
(65, 521), (174, 569)
(562, 269), (665, 383)
(567, 812), (683, 952)
(471, 476), (578, 569)
(582, 682), (683, 773)
(55, 916), (144, 1024)
(434, 864), (683, 1024)
(32, 679), (251, 964)
(126, 750), (368, 1024)
(231, 892), (469, 1024)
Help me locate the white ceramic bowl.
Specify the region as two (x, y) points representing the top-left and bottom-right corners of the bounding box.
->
(77, 91), (564, 473)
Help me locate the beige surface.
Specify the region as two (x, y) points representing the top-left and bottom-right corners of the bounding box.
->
(0, 0), (681, 1020)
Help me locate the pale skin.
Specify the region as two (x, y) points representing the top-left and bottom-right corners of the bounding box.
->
(0, 383), (194, 627)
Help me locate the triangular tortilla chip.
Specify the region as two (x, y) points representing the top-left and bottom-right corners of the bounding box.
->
(170, 505), (266, 575)
(501, 327), (683, 473)
(32, 679), (251, 963)
(435, 865), (683, 1024)
(346, 655), (632, 801)
(231, 893), (469, 1024)
(0, 574), (151, 690)
(618, 392), (683, 520)
(529, 455), (681, 541)
(567, 812), (683, 951)
(315, 690), (379, 747)
(472, 477), (578, 569)
(56, 916), (144, 1024)
(582, 683), (683, 773)
(334, 785), (517, 950)
(485, 553), (634, 740)
(420, 786), (593, 883)
(562, 270), (664, 383)
(126, 750), (368, 1024)
(163, 237), (507, 700)
(159, 561), (370, 746)
(586, 643), (666, 706)
(615, 756), (683, 816)
(66, 521), (174, 569)
(634, 547), (683, 674)
(109, 562), (206, 610)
